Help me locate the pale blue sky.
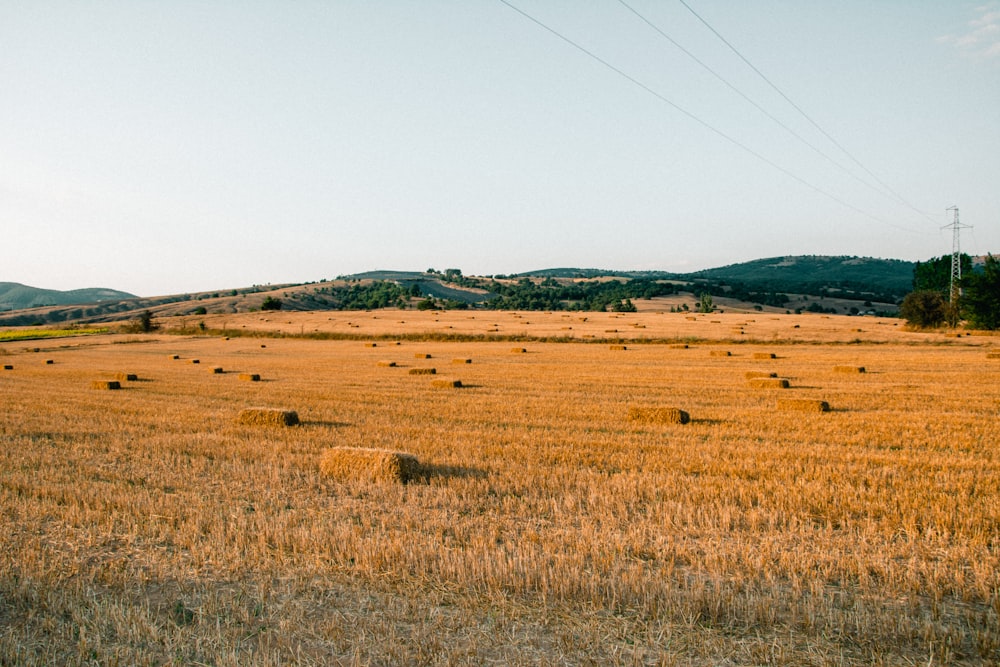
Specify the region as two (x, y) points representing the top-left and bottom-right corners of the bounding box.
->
(3, 1), (998, 296)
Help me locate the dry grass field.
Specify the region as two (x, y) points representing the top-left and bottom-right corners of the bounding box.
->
(1, 310), (999, 665)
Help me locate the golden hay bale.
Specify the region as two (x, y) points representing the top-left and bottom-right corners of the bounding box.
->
(431, 379), (463, 388)
(745, 371), (778, 379)
(44, 360), (54, 365)
(209, 367), (224, 374)
(3, 365), (14, 370)
(834, 366), (866, 374)
(749, 378), (790, 389)
(988, 352), (1000, 359)
(238, 373), (261, 382)
(415, 353), (432, 359)
(710, 350), (732, 357)
(319, 447), (420, 484)
(236, 408), (299, 427)
(365, 343), (377, 348)
(627, 406), (690, 424)
(777, 398), (830, 412)
(451, 358), (472, 364)
(190, 359), (200, 364)
(408, 368), (436, 375)
(91, 380), (120, 390)
(115, 372), (138, 382)
(669, 344), (688, 349)
(753, 352), (776, 360)
(169, 354), (180, 360)
(377, 360), (397, 367)
(609, 344), (627, 351)
(511, 347), (527, 353)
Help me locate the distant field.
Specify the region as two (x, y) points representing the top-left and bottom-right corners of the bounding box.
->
(0, 327), (107, 342)
(1, 313), (998, 665)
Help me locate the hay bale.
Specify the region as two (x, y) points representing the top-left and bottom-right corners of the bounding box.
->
(451, 358), (472, 364)
(115, 372), (138, 382)
(408, 368), (436, 375)
(609, 344), (627, 351)
(236, 408), (299, 426)
(44, 360), (54, 365)
(91, 380), (120, 390)
(209, 367), (224, 374)
(190, 359), (200, 364)
(3, 365), (14, 370)
(511, 347), (527, 354)
(319, 447), (420, 484)
(431, 379), (463, 388)
(745, 371), (778, 379)
(834, 366), (866, 374)
(710, 350), (732, 357)
(777, 398), (830, 412)
(669, 344), (689, 349)
(988, 352), (1000, 359)
(415, 353), (432, 359)
(753, 352), (776, 360)
(169, 354), (180, 360)
(627, 406), (690, 424)
(377, 361), (397, 367)
(238, 373), (261, 382)
(748, 378), (789, 389)
(365, 343), (377, 348)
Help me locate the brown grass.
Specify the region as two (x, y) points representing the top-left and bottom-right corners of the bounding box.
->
(319, 447), (420, 483)
(777, 398), (831, 412)
(627, 406), (690, 424)
(236, 407), (299, 427)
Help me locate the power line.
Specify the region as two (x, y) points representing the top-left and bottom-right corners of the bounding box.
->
(676, 0), (938, 226)
(496, 0), (919, 233)
(616, 0), (929, 226)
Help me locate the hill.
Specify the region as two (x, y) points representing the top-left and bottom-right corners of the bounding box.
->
(686, 255), (914, 302)
(0, 282), (137, 311)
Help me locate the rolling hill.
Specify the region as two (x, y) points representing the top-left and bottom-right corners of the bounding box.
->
(0, 283), (137, 311)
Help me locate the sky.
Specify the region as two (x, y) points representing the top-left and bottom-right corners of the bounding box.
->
(2, 1), (998, 297)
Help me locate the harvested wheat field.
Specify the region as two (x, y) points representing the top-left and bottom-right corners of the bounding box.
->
(1, 315), (999, 665)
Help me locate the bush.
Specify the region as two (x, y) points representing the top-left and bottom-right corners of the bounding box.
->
(261, 296), (282, 311)
(900, 290), (947, 328)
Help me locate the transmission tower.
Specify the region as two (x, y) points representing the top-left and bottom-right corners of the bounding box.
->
(942, 206), (972, 303)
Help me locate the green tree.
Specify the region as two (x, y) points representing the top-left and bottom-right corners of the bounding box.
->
(913, 254), (972, 293)
(261, 296), (282, 311)
(698, 293), (714, 314)
(961, 255), (1000, 330)
(899, 290), (947, 328)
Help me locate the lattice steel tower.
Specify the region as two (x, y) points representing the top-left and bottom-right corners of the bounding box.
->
(942, 206), (972, 303)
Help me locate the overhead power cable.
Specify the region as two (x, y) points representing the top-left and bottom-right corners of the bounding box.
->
(496, 0), (919, 233)
(616, 0), (928, 223)
(676, 0), (938, 226)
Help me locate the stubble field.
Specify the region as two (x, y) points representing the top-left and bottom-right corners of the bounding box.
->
(1, 310), (998, 665)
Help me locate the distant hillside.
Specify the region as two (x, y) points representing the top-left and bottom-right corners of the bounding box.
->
(0, 282), (137, 311)
(688, 256), (915, 300)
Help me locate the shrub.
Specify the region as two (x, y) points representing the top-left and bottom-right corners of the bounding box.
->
(900, 290), (947, 328)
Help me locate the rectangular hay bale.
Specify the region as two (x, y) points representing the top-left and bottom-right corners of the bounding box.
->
(91, 380), (121, 390)
(236, 408), (299, 426)
(777, 398), (830, 412)
(377, 361), (397, 367)
(238, 373), (261, 382)
(749, 378), (790, 389)
(753, 352), (776, 359)
(834, 365), (866, 373)
(745, 371), (778, 379)
(627, 406), (690, 424)
(115, 372), (138, 382)
(319, 447), (420, 484)
(408, 368), (436, 375)
(431, 378), (462, 388)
